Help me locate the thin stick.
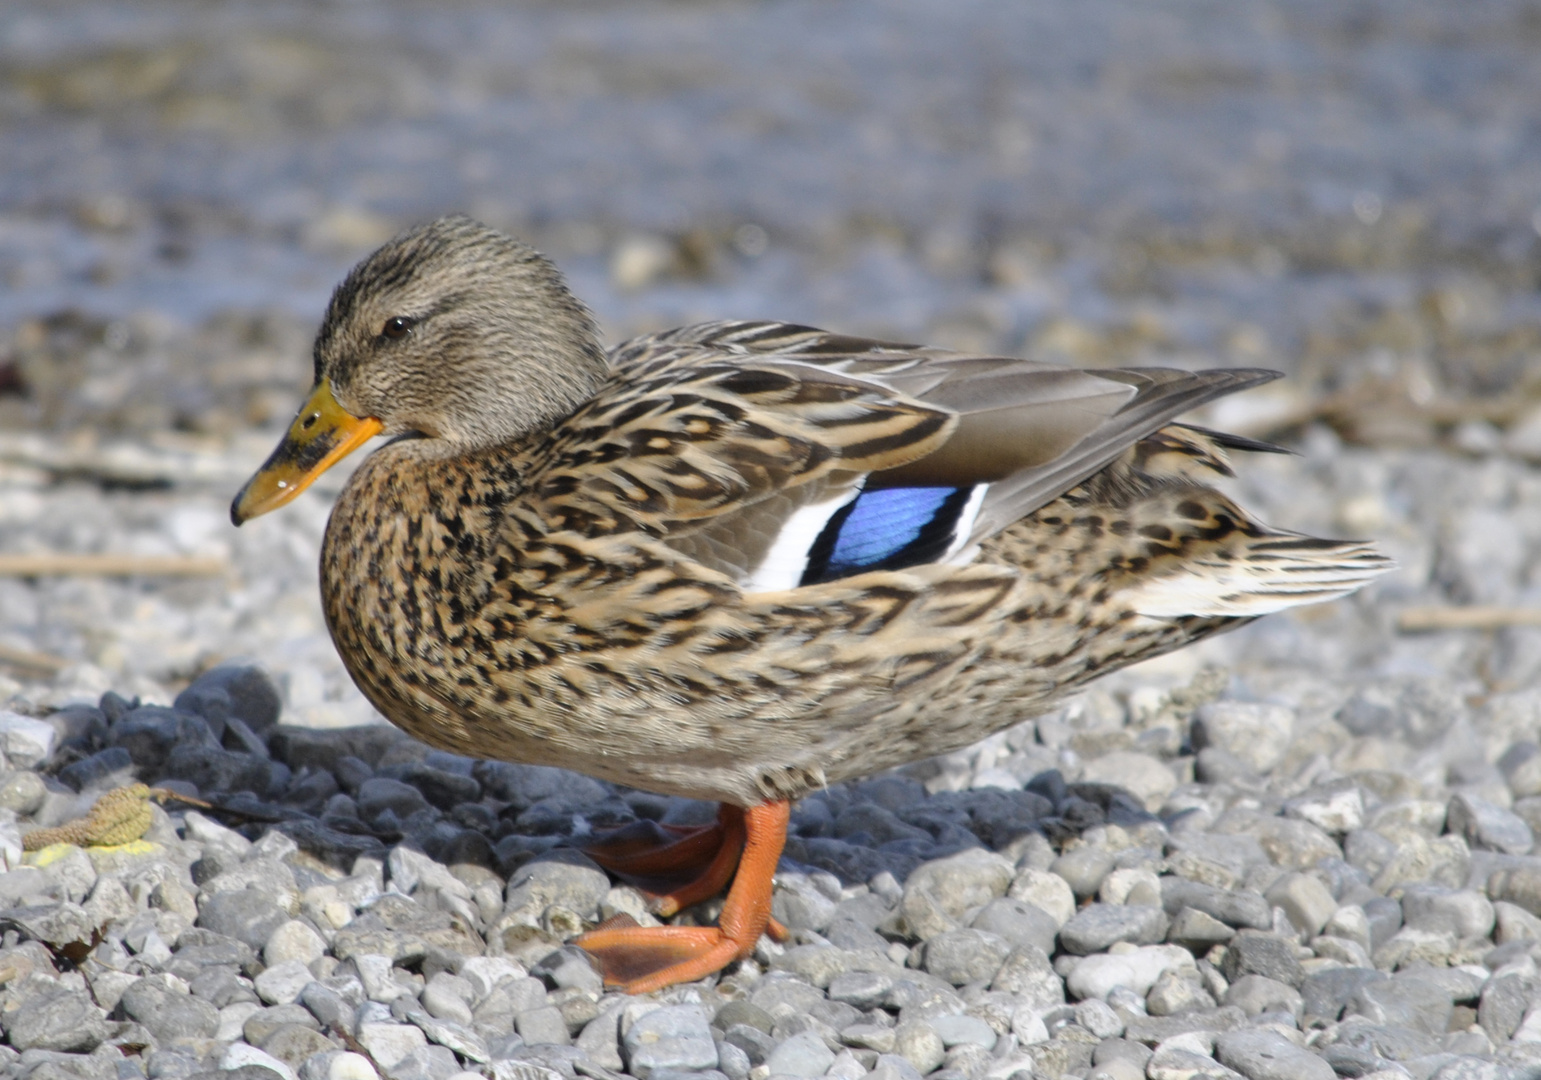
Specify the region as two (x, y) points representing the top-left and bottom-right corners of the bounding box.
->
(0, 554), (227, 577)
(0, 643), (69, 673)
(1397, 606), (1541, 632)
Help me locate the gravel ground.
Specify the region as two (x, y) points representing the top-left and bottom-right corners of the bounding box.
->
(3, 2), (1541, 1080)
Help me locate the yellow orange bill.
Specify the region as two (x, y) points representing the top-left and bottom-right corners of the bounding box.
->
(230, 379), (382, 525)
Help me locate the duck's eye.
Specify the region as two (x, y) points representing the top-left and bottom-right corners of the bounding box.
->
(382, 316), (416, 340)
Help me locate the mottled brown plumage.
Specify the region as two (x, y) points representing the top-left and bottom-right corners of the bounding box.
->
(233, 215), (1390, 990)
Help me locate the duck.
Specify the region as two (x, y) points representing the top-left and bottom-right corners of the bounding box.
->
(232, 214), (1390, 993)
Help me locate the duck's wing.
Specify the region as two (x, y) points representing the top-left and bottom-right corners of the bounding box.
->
(553, 320), (1274, 591)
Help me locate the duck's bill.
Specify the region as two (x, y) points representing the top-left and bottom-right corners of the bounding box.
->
(230, 379), (382, 525)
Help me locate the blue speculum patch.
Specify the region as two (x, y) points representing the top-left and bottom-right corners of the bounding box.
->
(801, 485), (974, 585)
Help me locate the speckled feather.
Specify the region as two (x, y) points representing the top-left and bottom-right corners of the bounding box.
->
(306, 223), (1389, 805)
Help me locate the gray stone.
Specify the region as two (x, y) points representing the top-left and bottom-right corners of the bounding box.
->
(356, 777), (430, 821)
(623, 1004), (718, 1079)
(1060, 903), (1168, 954)
(301, 981), (357, 1035)
(1282, 785), (1365, 834)
(1301, 967), (1386, 1023)
(919, 928), (1012, 985)
(868, 1053), (924, 1080)
(1220, 930), (1304, 988)
(990, 944), (1064, 1008)
(893, 1020), (945, 1074)
(1495, 899), (1541, 943)
(1168, 906), (1236, 949)
(261, 1025), (337, 1071)
(56, 747), (135, 792)
(384, 1043), (458, 1080)
(1478, 973), (1538, 1042)
(930, 1013), (997, 1049)
(1159, 877), (1271, 929)
(1223, 975), (1301, 1019)
(403, 1004), (490, 1062)
(1501, 742), (1541, 799)
(0, 712), (58, 767)
(1121, 1006), (1245, 1046)
(1263, 873), (1338, 937)
(1072, 999), (1123, 1039)
(769, 943), (850, 988)
(162, 744), (271, 796)
(120, 977), (221, 1041)
(749, 976), (827, 1020)
(969, 896), (1058, 954)
(383, 761), (480, 810)
(266, 920), (328, 966)
(1050, 846), (1117, 901)
(1008, 866), (1076, 926)
(359, 1020), (429, 1069)
(529, 944), (605, 993)
(1448, 792), (1534, 854)
(421, 973), (474, 1026)
(1147, 968), (1217, 1016)
(576, 1006), (624, 1071)
(110, 706), (218, 766)
(763, 1031), (835, 1077)
(246, 1002), (321, 1044)
(258, 960), (319, 1005)
(827, 970), (893, 1010)
(723, 1022), (777, 1065)
(0, 770), (46, 815)
(1066, 945), (1195, 1000)
(503, 851), (611, 922)
(176, 664), (283, 736)
(770, 872), (841, 931)
(198, 886), (290, 948)
(1214, 1028), (1334, 1080)
(1363, 896), (1403, 949)
(516, 1005), (571, 1046)
(1191, 702), (1295, 774)
(715, 1000), (774, 1034)
(1, 985), (111, 1052)
(900, 848), (1014, 940)
(1401, 884), (1494, 939)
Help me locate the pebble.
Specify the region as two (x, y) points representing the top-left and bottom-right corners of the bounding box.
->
(1059, 903), (1169, 954)
(1448, 793), (1534, 855)
(1214, 1028), (1335, 1080)
(622, 1004), (717, 1078)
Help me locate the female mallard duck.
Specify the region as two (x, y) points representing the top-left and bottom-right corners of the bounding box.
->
(233, 215), (1389, 993)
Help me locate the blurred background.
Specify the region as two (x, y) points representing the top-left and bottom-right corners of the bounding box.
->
(1, 0), (1540, 731)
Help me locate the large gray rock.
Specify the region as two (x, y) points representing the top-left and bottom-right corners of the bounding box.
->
(1, 985), (112, 1052)
(120, 977), (221, 1042)
(623, 1004), (718, 1079)
(1448, 792), (1534, 855)
(919, 928), (1012, 985)
(1220, 930), (1304, 988)
(1059, 903), (1167, 954)
(970, 896), (1058, 954)
(1191, 702), (1295, 774)
(900, 848), (1014, 940)
(198, 886), (290, 949)
(175, 664), (283, 736)
(1215, 1029), (1334, 1080)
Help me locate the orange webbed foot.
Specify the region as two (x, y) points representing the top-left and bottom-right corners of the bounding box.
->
(576, 801), (791, 993)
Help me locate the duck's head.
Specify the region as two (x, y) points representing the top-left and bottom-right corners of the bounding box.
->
(231, 215), (605, 524)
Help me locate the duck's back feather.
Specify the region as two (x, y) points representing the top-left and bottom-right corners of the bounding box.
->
(594, 320), (1287, 592)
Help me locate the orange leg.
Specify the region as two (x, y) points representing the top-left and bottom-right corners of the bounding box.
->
(576, 800), (791, 994)
(584, 814), (732, 906)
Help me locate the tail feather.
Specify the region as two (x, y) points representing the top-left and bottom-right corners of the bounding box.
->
(1126, 536), (1394, 619)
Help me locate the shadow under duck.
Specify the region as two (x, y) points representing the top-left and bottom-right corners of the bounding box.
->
(233, 215), (1391, 993)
